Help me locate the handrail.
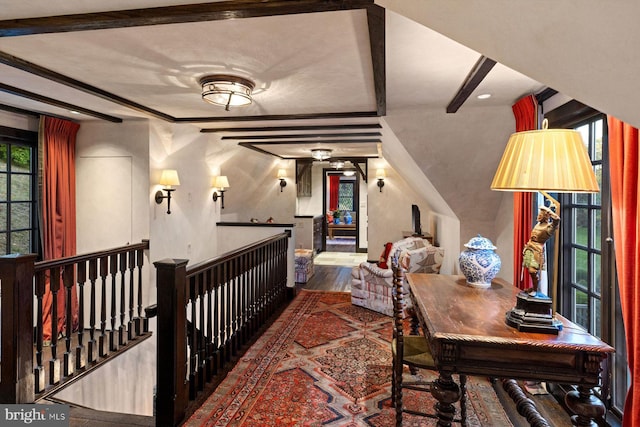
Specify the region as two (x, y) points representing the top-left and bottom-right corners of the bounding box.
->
(0, 239), (152, 404)
(34, 239), (149, 271)
(155, 232), (292, 426)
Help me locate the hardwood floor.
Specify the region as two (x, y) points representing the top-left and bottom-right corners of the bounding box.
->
(297, 264), (353, 292)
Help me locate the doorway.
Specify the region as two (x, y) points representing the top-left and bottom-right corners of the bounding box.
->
(322, 168), (360, 253)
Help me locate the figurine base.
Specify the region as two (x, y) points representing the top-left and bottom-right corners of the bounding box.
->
(505, 291), (563, 335)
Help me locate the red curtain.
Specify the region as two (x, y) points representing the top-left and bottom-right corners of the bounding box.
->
(329, 175), (340, 211)
(511, 95), (538, 290)
(41, 116), (80, 341)
(607, 116), (639, 427)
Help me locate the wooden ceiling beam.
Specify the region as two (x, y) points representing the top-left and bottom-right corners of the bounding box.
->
(0, 0), (374, 36)
(446, 55), (496, 114)
(201, 124), (381, 133)
(222, 132), (381, 140)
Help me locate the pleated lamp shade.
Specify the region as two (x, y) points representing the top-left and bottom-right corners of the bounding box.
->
(491, 122), (599, 193)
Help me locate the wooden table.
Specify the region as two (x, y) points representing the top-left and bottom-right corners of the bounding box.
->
(327, 223), (356, 239)
(406, 274), (615, 426)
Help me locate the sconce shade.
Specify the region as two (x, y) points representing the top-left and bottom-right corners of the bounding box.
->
(277, 169), (287, 179)
(200, 75), (254, 111)
(311, 149), (332, 160)
(491, 124), (599, 193)
(159, 169), (180, 187)
(213, 175), (230, 189)
(376, 168), (386, 180)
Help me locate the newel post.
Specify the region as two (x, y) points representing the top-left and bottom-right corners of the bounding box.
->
(155, 258), (189, 427)
(0, 253), (37, 403)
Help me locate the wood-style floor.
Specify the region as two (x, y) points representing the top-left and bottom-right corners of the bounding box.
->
(67, 252), (573, 427)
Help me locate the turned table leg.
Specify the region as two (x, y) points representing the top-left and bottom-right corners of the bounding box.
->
(565, 385), (606, 427)
(431, 371), (461, 427)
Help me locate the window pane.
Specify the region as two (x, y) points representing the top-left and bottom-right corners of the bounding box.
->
(0, 203), (6, 231)
(10, 174), (31, 201)
(592, 210), (601, 251)
(592, 253), (601, 295)
(573, 248), (588, 287)
(338, 182), (354, 211)
(573, 288), (589, 330)
(594, 164), (602, 205)
(593, 298), (601, 338)
(593, 118), (603, 161)
(11, 203), (30, 229)
(11, 146), (31, 170)
(10, 230), (30, 254)
(0, 231), (6, 253)
(0, 144), (6, 171)
(576, 123), (589, 150)
(574, 193), (589, 205)
(0, 173), (6, 200)
(573, 208), (588, 246)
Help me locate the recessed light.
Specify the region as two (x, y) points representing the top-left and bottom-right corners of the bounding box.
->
(477, 93), (491, 100)
(69, 110), (80, 114)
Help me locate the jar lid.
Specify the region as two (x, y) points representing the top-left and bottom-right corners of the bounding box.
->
(464, 234), (497, 250)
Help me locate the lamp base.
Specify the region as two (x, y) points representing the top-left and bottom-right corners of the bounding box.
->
(505, 291), (563, 335)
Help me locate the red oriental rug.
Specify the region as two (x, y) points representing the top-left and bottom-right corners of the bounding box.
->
(185, 290), (513, 427)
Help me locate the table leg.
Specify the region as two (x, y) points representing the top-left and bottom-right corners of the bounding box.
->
(431, 371), (461, 427)
(565, 385), (606, 427)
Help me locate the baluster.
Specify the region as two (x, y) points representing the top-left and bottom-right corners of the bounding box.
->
(62, 265), (75, 376)
(135, 247), (146, 334)
(99, 256), (109, 357)
(127, 249), (136, 341)
(205, 269), (214, 380)
(119, 252), (127, 346)
(231, 257), (238, 357)
(224, 262), (232, 363)
(188, 276), (198, 399)
(109, 254), (119, 351)
(34, 270), (46, 393)
(197, 274), (206, 389)
(49, 267), (61, 385)
(213, 266), (221, 373)
(87, 258), (98, 363)
(75, 262), (87, 370)
(239, 253), (247, 346)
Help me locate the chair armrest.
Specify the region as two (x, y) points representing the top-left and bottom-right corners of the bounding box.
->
(358, 261), (393, 278)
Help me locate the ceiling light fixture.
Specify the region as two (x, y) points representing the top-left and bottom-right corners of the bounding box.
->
(343, 170), (356, 177)
(477, 93), (492, 100)
(311, 149), (332, 160)
(200, 74), (254, 111)
(330, 160), (345, 169)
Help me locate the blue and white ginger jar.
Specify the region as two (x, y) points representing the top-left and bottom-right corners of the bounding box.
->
(458, 235), (501, 288)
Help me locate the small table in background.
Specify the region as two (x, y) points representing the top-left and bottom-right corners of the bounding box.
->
(406, 273), (614, 427)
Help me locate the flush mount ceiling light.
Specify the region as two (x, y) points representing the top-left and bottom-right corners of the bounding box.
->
(200, 74), (254, 111)
(311, 149), (332, 160)
(330, 160), (345, 169)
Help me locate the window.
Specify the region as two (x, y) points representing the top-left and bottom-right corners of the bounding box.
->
(338, 180), (354, 211)
(547, 104), (627, 422)
(0, 126), (38, 255)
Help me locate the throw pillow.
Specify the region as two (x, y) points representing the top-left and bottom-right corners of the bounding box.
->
(378, 242), (393, 269)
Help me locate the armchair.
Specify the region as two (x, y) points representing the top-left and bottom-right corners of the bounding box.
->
(351, 237), (444, 316)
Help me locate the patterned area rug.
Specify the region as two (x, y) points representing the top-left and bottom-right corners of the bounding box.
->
(185, 290), (513, 426)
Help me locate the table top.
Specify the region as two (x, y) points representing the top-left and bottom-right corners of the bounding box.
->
(406, 274), (614, 354)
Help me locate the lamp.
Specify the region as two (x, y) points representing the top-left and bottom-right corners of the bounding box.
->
(491, 118), (599, 334)
(155, 169), (180, 214)
(277, 169), (287, 192)
(200, 75), (254, 111)
(343, 170), (356, 177)
(212, 175), (230, 209)
(376, 168), (386, 192)
(311, 149), (332, 160)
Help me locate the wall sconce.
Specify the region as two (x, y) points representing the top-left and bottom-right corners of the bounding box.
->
(376, 168), (386, 192)
(277, 169), (287, 192)
(212, 175), (230, 209)
(155, 169), (180, 214)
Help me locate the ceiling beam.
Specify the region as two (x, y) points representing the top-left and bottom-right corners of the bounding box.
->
(201, 124), (382, 133)
(176, 111), (379, 123)
(0, 83), (122, 122)
(446, 55), (496, 114)
(0, 0), (374, 37)
(0, 51), (174, 122)
(222, 132), (381, 140)
(367, 5), (385, 116)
